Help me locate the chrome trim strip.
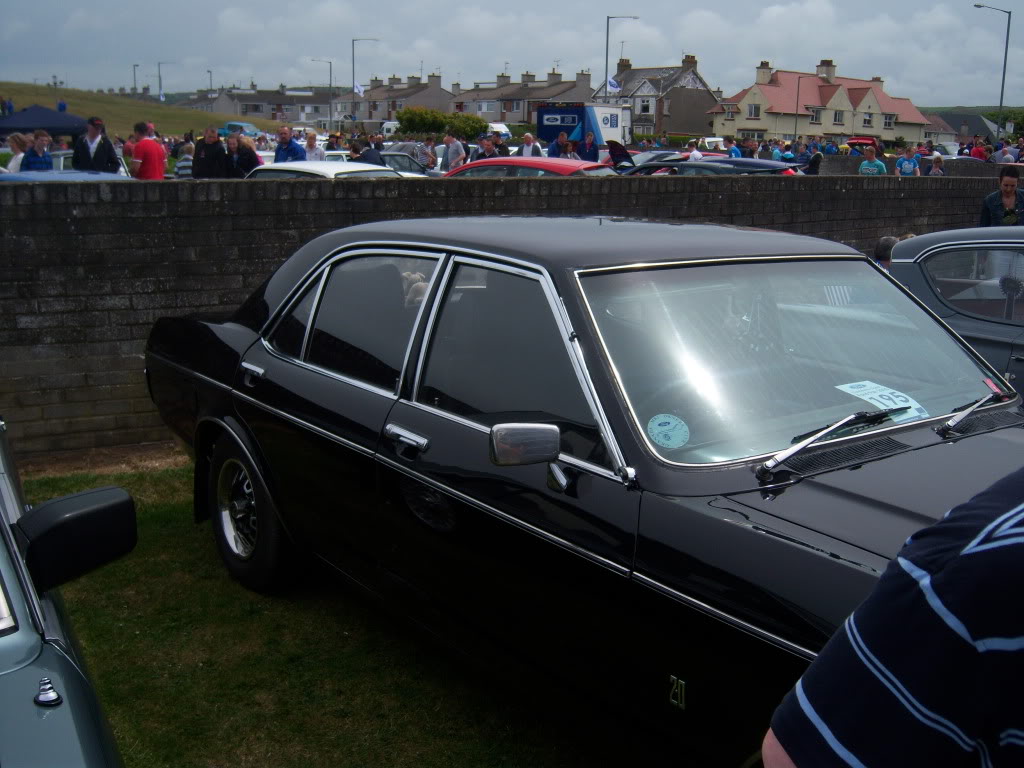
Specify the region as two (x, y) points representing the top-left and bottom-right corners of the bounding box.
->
(557, 454), (621, 482)
(299, 269), (328, 360)
(576, 253), (865, 277)
(573, 256), (1017, 469)
(397, 255), (446, 396)
(402, 400), (491, 433)
(146, 352), (233, 392)
(411, 257), (456, 400)
(231, 390), (375, 458)
(631, 572), (817, 661)
(259, 338), (400, 400)
(376, 454), (630, 577)
(903, 238), (1024, 264)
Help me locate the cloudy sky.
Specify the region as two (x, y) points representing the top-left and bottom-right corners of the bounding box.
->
(4, 0), (1019, 108)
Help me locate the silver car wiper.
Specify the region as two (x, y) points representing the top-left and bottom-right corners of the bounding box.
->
(934, 394), (997, 438)
(755, 406), (910, 481)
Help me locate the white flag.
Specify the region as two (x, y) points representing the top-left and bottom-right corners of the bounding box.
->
(607, 77), (621, 93)
(159, 88), (165, 102)
(354, 82), (365, 96)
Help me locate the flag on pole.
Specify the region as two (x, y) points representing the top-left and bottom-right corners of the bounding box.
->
(354, 82), (365, 96)
(606, 77), (621, 93)
(159, 88), (165, 102)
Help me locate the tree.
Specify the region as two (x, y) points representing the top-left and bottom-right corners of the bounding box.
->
(445, 113), (488, 140)
(396, 106), (446, 134)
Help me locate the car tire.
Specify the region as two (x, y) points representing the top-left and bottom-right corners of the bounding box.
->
(208, 437), (284, 592)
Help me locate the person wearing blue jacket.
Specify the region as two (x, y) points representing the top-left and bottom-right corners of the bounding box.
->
(577, 132), (599, 162)
(273, 126), (306, 163)
(980, 166), (1024, 226)
(547, 131), (567, 158)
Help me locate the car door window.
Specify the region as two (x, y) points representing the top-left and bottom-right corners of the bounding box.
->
(418, 264), (608, 466)
(925, 248), (1024, 324)
(268, 280), (320, 358)
(305, 255), (437, 391)
(454, 166), (509, 178)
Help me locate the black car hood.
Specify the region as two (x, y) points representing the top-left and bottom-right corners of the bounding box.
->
(727, 425), (1024, 559)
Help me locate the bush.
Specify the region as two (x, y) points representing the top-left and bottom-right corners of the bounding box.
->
(397, 107), (447, 134)
(445, 113), (488, 140)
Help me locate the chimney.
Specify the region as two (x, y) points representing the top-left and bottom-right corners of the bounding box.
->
(681, 54), (698, 72)
(576, 71), (591, 88)
(496, 73), (511, 87)
(756, 61), (772, 85)
(871, 75), (884, 85)
(370, 77), (383, 88)
(407, 75), (421, 86)
(617, 58), (632, 72)
(547, 70), (562, 85)
(451, 82), (461, 96)
(427, 73), (440, 88)
(521, 71), (536, 83)
(712, 87), (723, 101)
(388, 75), (402, 86)
(816, 59), (837, 83)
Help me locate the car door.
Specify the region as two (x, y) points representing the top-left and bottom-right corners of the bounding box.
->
(920, 245), (1024, 380)
(373, 256), (641, 690)
(232, 249), (441, 562)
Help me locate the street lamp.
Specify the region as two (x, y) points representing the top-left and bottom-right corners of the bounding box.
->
(132, 63), (139, 93)
(604, 16), (638, 104)
(207, 69), (213, 90)
(974, 3), (1012, 141)
(351, 38), (379, 128)
(793, 74), (820, 143)
(312, 58), (334, 134)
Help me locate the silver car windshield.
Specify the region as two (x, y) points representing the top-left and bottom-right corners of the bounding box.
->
(579, 258), (1000, 465)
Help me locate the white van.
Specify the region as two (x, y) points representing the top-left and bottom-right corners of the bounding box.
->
(381, 121), (400, 137)
(488, 122), (512, 139)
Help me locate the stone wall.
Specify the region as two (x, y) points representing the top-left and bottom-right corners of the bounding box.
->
(0, 174), (999, 457)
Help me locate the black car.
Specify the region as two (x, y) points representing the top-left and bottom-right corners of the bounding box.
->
(145, 217), (1024, 765)
(891, 226), (1024, 384)
(0, 418), (137, 766)
(701, 157), (804, 174)
(622, 161), (778, 177)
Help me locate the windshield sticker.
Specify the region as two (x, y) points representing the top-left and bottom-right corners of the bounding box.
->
(835, 381), (929, 423)
(647, 414), (690, 449)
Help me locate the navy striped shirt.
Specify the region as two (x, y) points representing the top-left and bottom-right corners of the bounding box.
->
(771, 466), (1024, 767)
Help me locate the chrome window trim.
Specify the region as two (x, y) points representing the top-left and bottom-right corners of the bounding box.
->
(232, 390), (376, 458)
(146, 352), (233, 392)
(574, 255), (1017, 469)
(898, 238), (1024, 264)
(260, 338), (400, 400)
(410, 249), (629, 477)
(376, 453), (630, 576)
(397, 254), (448, 395)
(631, 572), (817, 661)
(263, 248), (443, 396)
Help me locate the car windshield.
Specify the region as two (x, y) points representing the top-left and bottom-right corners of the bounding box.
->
(579, 258), (1000, 465)
(580, 166), (618, 176)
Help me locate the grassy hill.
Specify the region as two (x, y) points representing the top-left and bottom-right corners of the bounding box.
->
(0, 82), (281, 139)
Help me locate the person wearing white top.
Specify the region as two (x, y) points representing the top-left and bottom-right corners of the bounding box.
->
(305, 133), (326, 162)
(5, 133), (29, 172)
(686, 141), (703, 161)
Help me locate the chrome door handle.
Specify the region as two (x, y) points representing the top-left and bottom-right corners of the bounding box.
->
(240, 362), (265, 387)
(384, 423), (430, 453)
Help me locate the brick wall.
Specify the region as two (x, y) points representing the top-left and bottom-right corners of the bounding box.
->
(0, 174), (1000, 457)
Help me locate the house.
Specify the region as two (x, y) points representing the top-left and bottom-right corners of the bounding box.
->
(592, 55), (721, 136)
(447, 71), (593, 126)
(708, 60), (930, 145)
(181, 84), (338, 129)
(927, 111), (1000, 144)
(341, 74), (451, 126)
(922, 113), (957, 144)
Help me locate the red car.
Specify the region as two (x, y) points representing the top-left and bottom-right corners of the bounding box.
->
(444, 157), (617, 178)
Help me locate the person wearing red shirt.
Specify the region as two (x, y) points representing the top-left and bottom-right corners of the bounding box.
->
(129, 121), (166, 180)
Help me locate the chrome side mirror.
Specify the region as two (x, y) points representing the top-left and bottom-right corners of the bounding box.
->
(489, 423), (560, 467)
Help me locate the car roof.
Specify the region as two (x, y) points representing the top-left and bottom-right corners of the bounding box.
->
(891, 226), (1024, 262)
(704, 157), (800, 169)
(250, 160), (400, 176)
(454, 157), (603, 172)
(0, 170), (132, 182)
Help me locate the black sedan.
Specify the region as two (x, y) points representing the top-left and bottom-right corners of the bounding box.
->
(622, 160), (782, 176)
(0, 419), (137, 766)
(891, 226), (1024, 384)
(145, 217), (1024, 765)
(701, 157), (804, 175)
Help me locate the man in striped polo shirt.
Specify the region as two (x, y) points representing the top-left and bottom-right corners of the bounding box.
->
(763, 466), (1024, 767)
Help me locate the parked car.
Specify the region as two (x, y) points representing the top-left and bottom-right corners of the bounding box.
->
(702, 157), (804, 175)
(0, 170), (135, 182)
(245, 160), (402, 180)
(0, 417), (137, 766)
(145, 217), (1024, 765)
(890, 225), (1024, 383)
(50, 150), (130, 177)
(621, 160), (789, 176)
(443, 157), (617, 178)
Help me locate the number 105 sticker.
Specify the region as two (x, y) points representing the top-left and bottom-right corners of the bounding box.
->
(835, 381), (929, 423)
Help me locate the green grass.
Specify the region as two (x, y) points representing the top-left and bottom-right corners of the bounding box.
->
(23, 467), (655, 768)
(0, 81), (281, 140)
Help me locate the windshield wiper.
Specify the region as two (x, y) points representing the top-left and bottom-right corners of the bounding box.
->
(755, 406), (910, 482)
(934, 394), (998, 438)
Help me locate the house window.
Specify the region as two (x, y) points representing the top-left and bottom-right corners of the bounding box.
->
(724, 107), (735, 121)
(312, 105), (320, 113)
(739, 130), (765, 140)
(809, 108), (822, 124)
(747, 103), (761, 119)
(455, 102), (464, 113)
(863, 112), (873, 128)
(511, 100), (522, 111)
(477, 101), (493, 113)
(396, 101), (404, 110)
(884, 113), (894, 129)
(833, 110), (844, 124)
(639, 98), (652, 114)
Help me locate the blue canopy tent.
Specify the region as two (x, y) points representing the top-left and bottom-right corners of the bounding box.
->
(0, 105), (88, 138)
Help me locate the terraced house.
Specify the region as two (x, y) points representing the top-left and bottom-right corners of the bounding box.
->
(450, 70), (593, 126)
(708, 60), (929, 145)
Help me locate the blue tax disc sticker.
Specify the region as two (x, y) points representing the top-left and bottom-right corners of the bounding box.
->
(647, 413), (690, 449)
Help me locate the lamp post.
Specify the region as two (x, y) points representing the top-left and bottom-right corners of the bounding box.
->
(793, 74), (819, 143)
(974, 3), (1012, 141)
(207, 69), (213, 90)
(132, 63), (139, 93)
(351, 38), (379, 128)
(604, 15), (638, 104)
(312, 58), (334, 133)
